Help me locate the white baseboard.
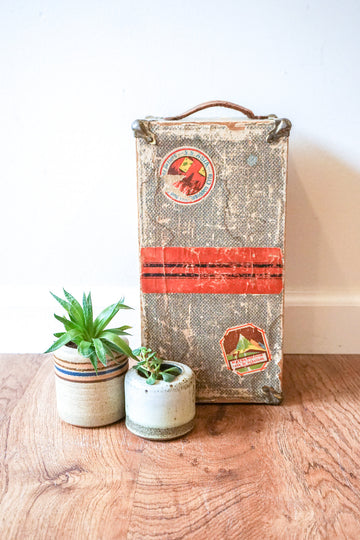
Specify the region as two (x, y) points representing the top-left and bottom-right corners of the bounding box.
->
(284, 291), (360, 353)
(0, 286), (358, 354)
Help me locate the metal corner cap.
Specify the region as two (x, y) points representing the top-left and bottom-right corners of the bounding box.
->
(262, 385), (283, 405)
(131, 119), (156, 145)
(267, 118), (292, 144)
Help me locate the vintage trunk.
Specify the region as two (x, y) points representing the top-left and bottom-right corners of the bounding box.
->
(133, 101), (291, 404)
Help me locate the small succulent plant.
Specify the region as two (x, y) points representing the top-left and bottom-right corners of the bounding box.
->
(132, 346), (181, 385)
(45, 289), (136, 371)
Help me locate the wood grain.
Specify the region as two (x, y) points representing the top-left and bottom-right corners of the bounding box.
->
(1, 354), (360, 539)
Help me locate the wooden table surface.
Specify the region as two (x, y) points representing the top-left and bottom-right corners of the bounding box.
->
(1, 354), (360, 539)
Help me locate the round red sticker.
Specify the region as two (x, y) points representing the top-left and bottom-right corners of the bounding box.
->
(159, 147), (215, 205)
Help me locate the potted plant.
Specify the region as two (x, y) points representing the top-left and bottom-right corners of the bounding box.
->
(45, 289), (136, 427)
(125, 347), (196, 440)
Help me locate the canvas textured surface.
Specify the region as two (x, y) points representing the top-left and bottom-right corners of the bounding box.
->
(135, 118), (289, 403)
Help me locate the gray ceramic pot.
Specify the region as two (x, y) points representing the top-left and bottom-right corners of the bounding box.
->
(125, 361), (196, 440)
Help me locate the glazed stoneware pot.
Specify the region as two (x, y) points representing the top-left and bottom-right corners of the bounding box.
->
(53, 343), (129, 427)
(125, 361), (196, 440)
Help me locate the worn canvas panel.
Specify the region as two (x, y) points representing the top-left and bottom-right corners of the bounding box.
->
(135, 118), (289, 403)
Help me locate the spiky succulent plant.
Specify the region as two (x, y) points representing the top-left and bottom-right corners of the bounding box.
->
(132, 346), (181, 385)
(45, 289), (136, 371)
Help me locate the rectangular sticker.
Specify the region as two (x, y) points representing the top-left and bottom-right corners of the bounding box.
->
(230, 352), (268, 370)
(141, 247), (283, 294)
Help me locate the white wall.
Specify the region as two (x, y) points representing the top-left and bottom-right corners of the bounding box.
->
(1, 0), (359, 353)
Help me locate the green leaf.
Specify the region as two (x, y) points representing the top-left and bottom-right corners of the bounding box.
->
(134, 359), (147, 366)
(136, 366), (150, 377)
(89, 352), (98, 373)
(50, 292), (72, 315)
(163, 366), (181, 375)
(146, 372), (157, 385)
(100, 332), (136, 359)
(106, 325), (132, 335)
(50, 291), (79, 324)
(45, 329), (80, 353)
(63, 289), (85, 325)
(70, 336), (83, 347)
(103, 340), (124, 357)
(53, 332), (65, 338)
(93, 299), (132, 336)
(161, 372), (176, 382)
(54, 314), (82, 332)
(132, 346), (149, 357)
(78, 340), (93, 358)
(93, 338), (107, 367)
(102, 342), (116, 360)
(83, 292), (93, 334)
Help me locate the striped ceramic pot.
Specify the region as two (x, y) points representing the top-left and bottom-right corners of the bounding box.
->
(125, 361), (196, 440)
(53, 344), (129, 427)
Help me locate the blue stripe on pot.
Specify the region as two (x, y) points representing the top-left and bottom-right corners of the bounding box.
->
(54, 359), (128, 383)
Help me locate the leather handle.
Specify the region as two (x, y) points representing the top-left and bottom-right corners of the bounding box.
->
(164, 100), (269, 121)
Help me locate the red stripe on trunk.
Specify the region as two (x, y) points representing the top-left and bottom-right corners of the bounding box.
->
(141, 247), (283, 294)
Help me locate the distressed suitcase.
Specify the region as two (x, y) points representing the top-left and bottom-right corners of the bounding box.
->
(133, 101), (291, 404)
